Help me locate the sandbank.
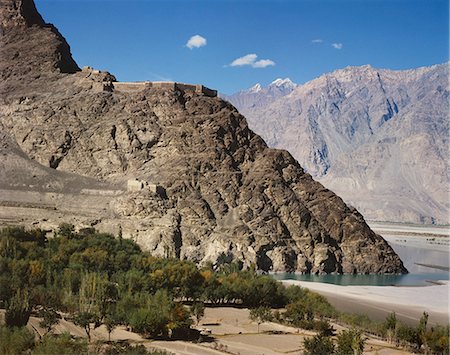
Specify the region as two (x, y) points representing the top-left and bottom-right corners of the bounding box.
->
(283, 280), (450, 326)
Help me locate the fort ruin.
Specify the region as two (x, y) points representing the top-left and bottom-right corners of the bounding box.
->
(127, 179), (166, 197)
(83, 66), (217, 97)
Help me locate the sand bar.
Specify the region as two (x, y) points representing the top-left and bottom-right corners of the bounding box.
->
(368, 222), (450, 237)
(283, 280), (450, 326)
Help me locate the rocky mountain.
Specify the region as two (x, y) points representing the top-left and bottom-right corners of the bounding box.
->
(225, 65), (449, 224)
(0, 0), (407, 274)
(225, 78), (297, 111)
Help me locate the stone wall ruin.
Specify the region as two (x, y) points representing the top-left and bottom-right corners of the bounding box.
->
(127, 179), (166, 197)
(111, 81), (217, 97)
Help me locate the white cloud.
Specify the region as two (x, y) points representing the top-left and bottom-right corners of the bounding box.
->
(229, 53), (275, 68)
(331, 43), (343, 50)
(311, 39), (323, 43)
(186, 35), (207, 49)
(253, 59), (275, 68)
(230, 54), (258, 66)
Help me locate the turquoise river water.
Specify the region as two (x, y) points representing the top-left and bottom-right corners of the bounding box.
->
(273, 240), (450, 286)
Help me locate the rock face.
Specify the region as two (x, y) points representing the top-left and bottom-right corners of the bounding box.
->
(225, 65), (449, 224)
(0, 0), (407, 274)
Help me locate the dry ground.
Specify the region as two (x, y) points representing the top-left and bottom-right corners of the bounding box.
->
(1, 308), (414, 355)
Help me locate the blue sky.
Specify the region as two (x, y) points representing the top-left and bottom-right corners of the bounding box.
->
(35, 0), (448, 94)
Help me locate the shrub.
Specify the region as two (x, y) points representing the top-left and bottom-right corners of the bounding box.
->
(303, 333), (335, 355)
(336, 329), (366, 355)
(284, 291), (336, 327)
(5, 290), (31, 328)
(38, 307), (61, 334)
(73, 311), (98, 341)
(32, 332), (87, 355)
(0, 325), (35, 355)
(314, 319), (335, 336)
(284, 285), (308, 304)
(191, 302), (205, 325)
(396, 323), (420, 349)
(249, 306), (273, 333)
(104, 342), (150, 355)
(424, 325), (450, 355)
(130, 307), (169, 338)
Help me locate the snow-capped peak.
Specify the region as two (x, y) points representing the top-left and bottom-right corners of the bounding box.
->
(269, 78), (296, 89)
(247, 83), (262, 93)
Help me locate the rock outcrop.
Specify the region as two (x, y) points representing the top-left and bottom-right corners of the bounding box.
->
(225, 65), (449, 224)
(0, 0), (407, 274)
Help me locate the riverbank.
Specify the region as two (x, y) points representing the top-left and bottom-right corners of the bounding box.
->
(369, 222), (450, 253)
(282, 280), (449, 326)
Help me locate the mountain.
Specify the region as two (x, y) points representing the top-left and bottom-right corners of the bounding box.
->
(225, 65), (449, 224)
(0, 0), (407, 274)
(222, 78), (297, 111)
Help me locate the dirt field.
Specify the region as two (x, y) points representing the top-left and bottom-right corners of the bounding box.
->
(1, 307), (414, 354)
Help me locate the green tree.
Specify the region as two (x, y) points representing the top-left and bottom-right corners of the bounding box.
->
(284, 285), (308, 304)
(0, 325), (35, 355)
(249, 306), (273, 333)
(314, 319), (335, 337)
(5, 290), (31, 328)
(396, 323), (419, 349)
(303, 333), (335, 355)
(32, 332), (87, 355)
(384, 312), (397, 343)
(104, 342), (172, 354)
(424, 325), (449, 355)
(191, 302), (205, 326)
(104, 313), (119, 342)
(130, 307), (169, 338)
(242, 276), (286, 307)
(73, 311), (98, 342)
(417, 311), (428, 350)
(336, 329), (366, 355)
(38, 307), (61, 334)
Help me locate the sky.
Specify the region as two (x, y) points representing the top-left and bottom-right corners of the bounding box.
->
(35, 0), (449, 94)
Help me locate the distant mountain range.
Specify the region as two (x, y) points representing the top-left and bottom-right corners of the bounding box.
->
(224, 64), (449, 224)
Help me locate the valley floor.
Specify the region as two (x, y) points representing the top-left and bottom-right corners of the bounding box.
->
(1, 307), (415, 355)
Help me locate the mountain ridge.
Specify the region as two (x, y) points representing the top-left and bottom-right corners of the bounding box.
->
(0, 0), (407, 274)
(225, 63), (449, 224)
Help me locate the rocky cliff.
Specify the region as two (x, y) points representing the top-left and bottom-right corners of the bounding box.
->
(0, 0), (407, 274)
(225, 65), (449, 224)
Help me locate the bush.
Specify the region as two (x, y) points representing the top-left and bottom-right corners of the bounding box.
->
(32, 332), (87, 355)
(424, 325), (450, 355)
(104, 342), (150, 355)
(284, 285), (308, 304)
(338, 312), (385, 336)
(38, 307), (61, 334)
(5, 290), (31, 328)
(396, 323), (420, 348)
(130, 308), (169, 338)
(249, 306), (273, 333)
(303, 333), (335, 355)
(0, 325), (35, 355)
(242, 276), (287, 307)
(336, 329), (366, 355)
(284, 290), (336, 327)
(104, 342), (175, 354)
(314, 319), (335, 336)
(73, 311), (98, 341)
